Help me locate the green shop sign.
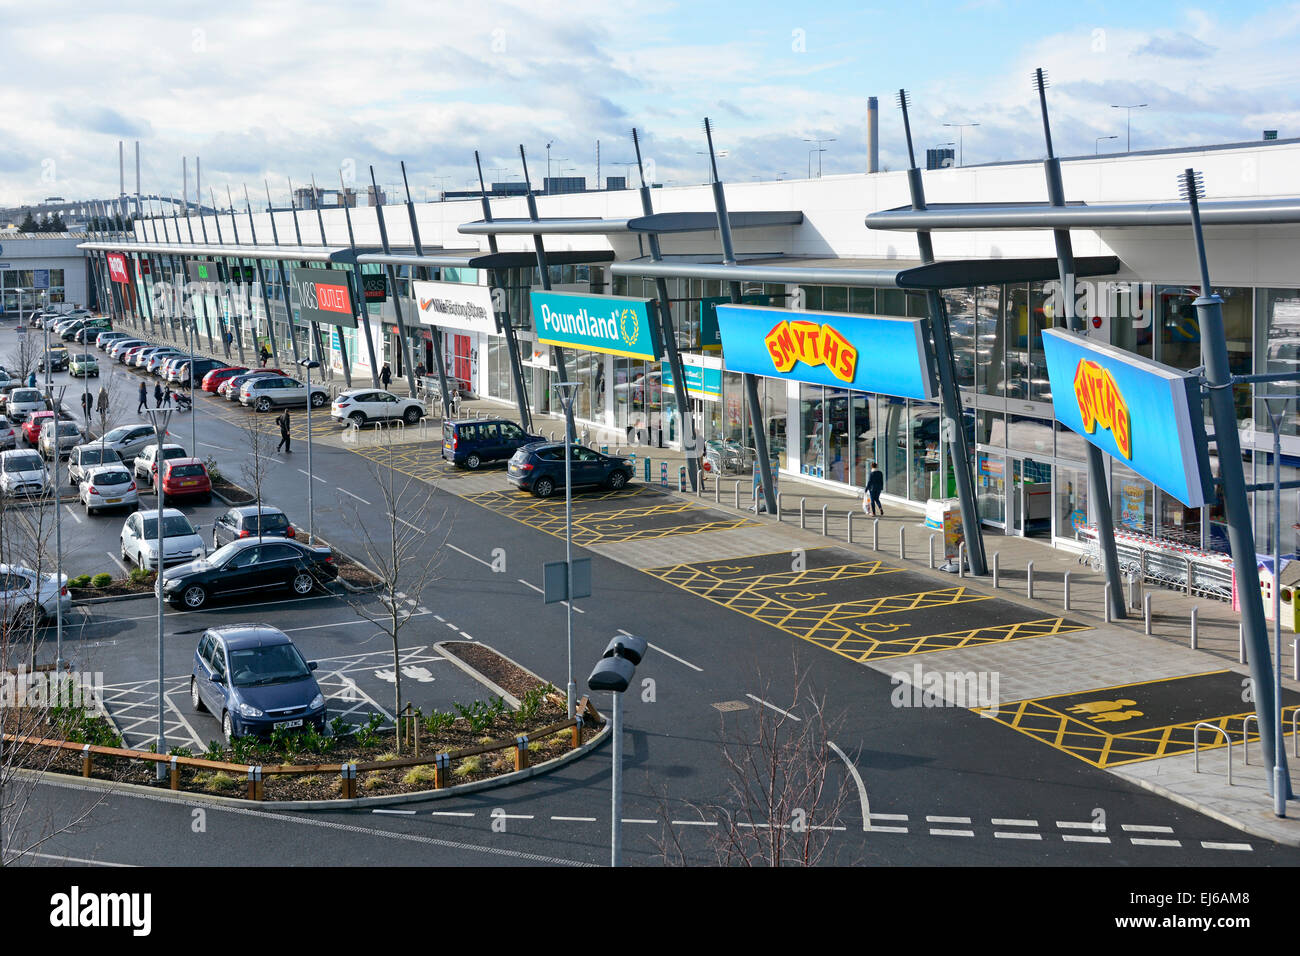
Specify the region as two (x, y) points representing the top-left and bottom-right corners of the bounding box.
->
(530, 291), (661, 361)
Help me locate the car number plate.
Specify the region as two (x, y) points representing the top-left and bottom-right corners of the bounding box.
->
(182, 480), (197, 486)
(104, 497), (121, 504)
(273, 719), (303, 730)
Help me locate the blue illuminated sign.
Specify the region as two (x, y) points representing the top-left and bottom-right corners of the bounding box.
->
(1042, 328), (1213, 507)
(530, 291), (660, 361)
(661, 361), (722, 400)
(714, 304), (936, 400)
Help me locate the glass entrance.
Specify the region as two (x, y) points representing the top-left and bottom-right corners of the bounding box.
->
(1011, 457), (1053, 537)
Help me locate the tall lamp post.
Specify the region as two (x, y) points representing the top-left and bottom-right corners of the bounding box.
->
(942, 122), (980, 166)
(587, 634), (646, 868)
(802, 137), (836, 177)
(1095, 134), (1119, 154)
(145, 407), (172, 775)
(298, 359), (321, 543)
(1110, 103), (1147, 152)
(1263, 394), (1291, 818)
(44, 383), (67, 671)
(551, 381), (582, 718)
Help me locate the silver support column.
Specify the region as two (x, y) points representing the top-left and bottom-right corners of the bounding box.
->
(401, 162), (455, 414)
(369, 166), (419, 395)
(339, 172), (383, 389)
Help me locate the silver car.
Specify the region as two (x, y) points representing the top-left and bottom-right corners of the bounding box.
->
(80, 463), (138, 515)
(0, 415), (16, 451)
(39, 420), (84, 460)
(68, 442), (124, 485)
(0, 449), (47, 496)
(120, 508), (206, 569)
(98, 423), (158, 464)
(5, 388), (47, 423)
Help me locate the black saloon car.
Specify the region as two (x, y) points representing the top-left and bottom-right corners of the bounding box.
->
(507, 442), (636, 498)
(161, 537), (337, 610)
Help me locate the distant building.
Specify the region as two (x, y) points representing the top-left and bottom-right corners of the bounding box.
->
(544, 176), (586, 195)
(367, 184), (386, 206)
(926, 148), (955, 170)
(293, 186), (357, 209)
(605, 176), (627, 191)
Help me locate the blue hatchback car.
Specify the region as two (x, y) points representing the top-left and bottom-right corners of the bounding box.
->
(442, 418), (544, 469)
(190, 624), (326, 741)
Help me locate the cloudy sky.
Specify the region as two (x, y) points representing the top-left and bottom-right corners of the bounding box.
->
(2, 0), (1298, 208)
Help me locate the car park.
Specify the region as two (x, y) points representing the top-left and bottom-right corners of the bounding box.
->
(0, 563), (71, 627)
(0, 449), (47, 496)
(221, 369), (284, 400)
(38, 419), (85, 460)
(210, 505), (296, 548)
(188, 624), (326, 741)
(201, 366), (248, 393)
(69, 353), (99, 377)
(163, 536), (336, 611)
(97, 423), (158, 463)
(239, 375), (328, 411)
(3, 388), (47, 423)
(442, 418), (544, 469)
(507, 442), (636, 497)
(68, 442), (124, 485)
(133, 442), (189, 483)
(157, 458), (211, 501)
(79, 463), (138, 515)
(331, 388), (424, 427)
(119, 507), (205, 569)
(0, 416), (16, 451)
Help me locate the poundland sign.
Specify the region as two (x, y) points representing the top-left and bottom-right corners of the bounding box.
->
(290, 267), (357, 328)
(529, 291), (660, 361)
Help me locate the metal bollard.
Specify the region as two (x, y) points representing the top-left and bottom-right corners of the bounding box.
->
(847, 511), (854, 543)
(678, 467), (685, 492)
(957, 541), (965, 578)
(1143, 593), (1152, 635)
(899, 526), (906, 560)
(821, 504), (828, 536)
(1026, 561), (1034, 599)
(1294, 637), (1298, 682)
(734, 482), (741, 510)
(929, 533), (937, 569)
(799, 497), (807, 529)
(776, 492), (782, 521)
(1239, 623), (1246, 664)
(992, 552), (1000, 589)
(714, 477), (720, 504)
(1190, 607), (1198, 649)
(1063, 571), (1071, 611)
(1104, 584), (1112, 623)
(872, 518), (880, 551)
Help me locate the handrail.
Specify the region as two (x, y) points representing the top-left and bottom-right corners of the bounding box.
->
(1241, 713), (1259, 765)
(1192, 721), (1233, 785)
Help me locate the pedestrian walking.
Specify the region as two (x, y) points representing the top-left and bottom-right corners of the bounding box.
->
(137, 381), (148, 415)
(865, 461), (885, 516)
(96, 383), (110, 419)
(259, 344), (270, 367)
(276, 410), (292, 453)
(380, 363), (392, 390)
(161, 386), (172, 408)
(80, 391), (93, 420)
(27, 371), (36, 388)
(153, 382), (164, 408)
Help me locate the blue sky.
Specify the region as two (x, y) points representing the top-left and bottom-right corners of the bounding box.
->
(1, 0), (1297, 207)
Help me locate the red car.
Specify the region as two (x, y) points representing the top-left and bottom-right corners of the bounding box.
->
(158, 458), (212, 502)
(120, 344), (149, 365)
(22, 410), (56, 445)
(202, 366), (248, 393)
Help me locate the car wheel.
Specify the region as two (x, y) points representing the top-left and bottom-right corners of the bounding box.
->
(222, 711), (234, 743)
(607, 470), (629, 490)
(349, 411), (366, 427)
(310, 391), (327, 408)
(255, 397), (271, 413)
(292, 572), (314, 595)
(533, 476), (555, 498)
(464, 453), (481, 470)
(181, 584), (207, 609)
(191, 678), (206, 713)
(87, 505), (97, 517)
(403, 406), (421, 425)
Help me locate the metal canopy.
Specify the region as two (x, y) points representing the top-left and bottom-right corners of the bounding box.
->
(357, 249), (616, 271)
(78, 240), (358, 263)
(457, 210), (803, 236)
(866, 197), (1300, 231)
(612, 254), (1120, 289)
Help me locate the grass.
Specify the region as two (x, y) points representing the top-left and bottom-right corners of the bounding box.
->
(453, 756), (482, 778)
(362, 775), (387, 791)
(402, 765), (438, 786)
(206, 772), (240, 793)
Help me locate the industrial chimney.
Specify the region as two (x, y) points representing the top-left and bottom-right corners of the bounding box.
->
(867, 97), (880, 173)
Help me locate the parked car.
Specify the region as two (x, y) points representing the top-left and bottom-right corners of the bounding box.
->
(37, 349), (69, 373)
(69, 353), (99, 377)
(0, 449), (46, 496)
(211, 505), (296, 548)
(331, 388), (424, 427)
(131, 345), (169, 369)
(119, 507), (205, 569)
(98, 423), (160, 463)
(220, 369), (284, 400)
(0, 563), (70, 627)
(167, 357), (226, 387)
(201, 366), (248, 393)
(74, 321), (112, 344)
(38, 419), (84, 460)
(0, 416), (16, 451)
(3, 388), (47, 423)
(118, 344), (149, 365)
(507, 442), (636, 497)
(133, 442), (189, 483)
(188, 624), (326, 741)
(239, 375), (328, 412)
(107, 338), (144, 360)
(157, 458), (211, 501)
(163, 536), (337, 611)
(442, 418), (544, 470)
(22, 410), (57, 446)
(145, 349), (185, 374)
(79, 463), (138, 515)
(68, 442), (124, 485)
(95, 330), (130, 350)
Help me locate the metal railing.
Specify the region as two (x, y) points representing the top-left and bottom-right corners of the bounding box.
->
(1192, 721), (1234, 785)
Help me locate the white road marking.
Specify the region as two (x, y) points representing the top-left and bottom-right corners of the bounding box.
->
(930, 828), (975, 837)
(744, 694), (801, 721)
(992, 818), (1038, 827)
(1062, 835), (1111, 844)
(1131, 838), (1182, 847)
(429, 811), (475, 818)
(64, 505), (82, 524)
(1202, 841), (1253, 851)
(616, 629), (702, 672)
(551, 816), (597, 823)
(371, 809), (416, 816)
(827, 741), (870, 832)
(13, 851), (135, 867)
(197, 441), (232, 451)
(445, 622), (459, 630)
(1056, 821), (1104, 830)
(279, 611), (429, 635)
(621, 818), (656, 825)
(298, 468), (326, 484)
(386, 512), (424, 535)
(867, 825), (908, 834)
(518, 578), (542, 592)
(458, 631), (474, 640)
(434, 614), (445, 622)
(670, 820), (717, 827)
(337, 487), (371, 505)
(107, 551), (129, 574)
(926, 815), (971, 824)
(495, 814), (534, 820)
(994, 831), (1043, 840)
(1121, 824), (1174, 833)
(870, 813), (908, 821)
(445, 542), (494, 568)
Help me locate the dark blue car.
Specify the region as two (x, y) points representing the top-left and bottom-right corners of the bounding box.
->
(442, 418), (544, 469)
(190, 624), (326, 742)
(507, 441), (635, 498)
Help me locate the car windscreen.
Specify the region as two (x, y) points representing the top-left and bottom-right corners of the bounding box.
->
(102, 427), (134, 442)
(228, 643), (311, 687)
(139, 516), (195, 538)
(170, 464), (205, 478)
(248, 512), (289, 532)
(3, 456), (42, 472)
(10, 390), (39, 403)
(54, 424), (80, 437)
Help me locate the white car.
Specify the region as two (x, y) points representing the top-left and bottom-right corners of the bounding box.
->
(68, 442), (124, 485)
(146, 350), (184, 374)
(80, 463), (138, 515)
(134, 442), (188, 483)
(0, 449), (47, 496)
(96, 331), (130, 350)
(0, 563), (71, 626)
(0, 415), (16, 451)
(239, 375), (328, 412)
(331, 389), (424, 427)
(4, 388), (47, 423)
(120, 508), (206, 570)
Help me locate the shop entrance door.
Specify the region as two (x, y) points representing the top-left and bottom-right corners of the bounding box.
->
(1010, 456), (1053, 537)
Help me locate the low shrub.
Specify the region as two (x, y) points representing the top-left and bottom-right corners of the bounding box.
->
(403, 765), (438, 786)
(454, 756), (482, 777)
(69, 574), (92, 589)
(90, 573), (113, 588)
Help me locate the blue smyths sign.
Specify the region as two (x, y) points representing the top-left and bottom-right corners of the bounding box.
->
(1041, 328), (1213, 507)
(530, 291), (660, 361)
(714, 304), (937, 400)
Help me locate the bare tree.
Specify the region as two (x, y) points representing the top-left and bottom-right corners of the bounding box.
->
(655, 659), (857, 866)
(341, 425), (452, 747)
(93, 369), (121, 445)
(238, 413), (275, 541)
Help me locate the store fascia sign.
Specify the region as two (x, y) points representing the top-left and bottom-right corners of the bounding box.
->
(1041, 328), (1213, 507)
(661, 356), (722, 401)
(106, 253), (130, 284)
(411, 279), (497, 335)
(699, 294), (768, 352)
(530, 290), (660, 361)
(714, 303), (937, 400)
(362, 274), (387, 302)
(290, 266), (357, 329)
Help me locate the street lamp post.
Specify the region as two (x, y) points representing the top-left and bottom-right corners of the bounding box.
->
(551, 381), (582, 718)
(145, 407), (172, 776)
(942, 122), (980, 166)
(802, 138), (836, 178)
(1110, 104), (1147, 152)
(44, 383), (67, 671)
(1096, 134), (1119, 154)
(298, 359), (321, 543)
(1263, 395), (1290, 818)
(587, 634), (647, 868)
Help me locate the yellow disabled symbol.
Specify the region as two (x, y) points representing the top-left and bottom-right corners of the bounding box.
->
(1067, 698), (1144, 723)
(855, 622), (909, 633)
(779, 591), (827, 602)
(708, 565), (754, 575)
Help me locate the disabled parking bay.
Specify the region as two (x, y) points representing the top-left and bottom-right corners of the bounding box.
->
(464, 484), (761, 545)
(642, 546), (1089, 663)
(975, 669), (1300, 768)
